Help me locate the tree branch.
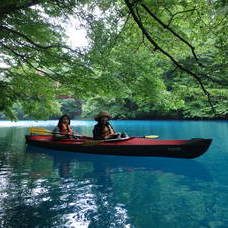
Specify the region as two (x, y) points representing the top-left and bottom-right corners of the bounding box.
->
(141, 3), (203, 66)
(0, 0), (40, 15)
(0, 25), (58, 49)
(1, 43), (63, 82)
(24, 60), (62, 82)
(1, 25), (81, 53)
(166, 8), (196, 26)
(124, 0), (216, 114)
(1, 44), (29, 59)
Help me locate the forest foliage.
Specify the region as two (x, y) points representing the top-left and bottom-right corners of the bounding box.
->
(0, 0), (227, 120)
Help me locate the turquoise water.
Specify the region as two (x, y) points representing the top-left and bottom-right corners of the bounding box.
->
(0, 120), (228, 228)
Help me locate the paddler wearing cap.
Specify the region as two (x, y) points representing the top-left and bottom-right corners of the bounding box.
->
(93, 111), (125, 140)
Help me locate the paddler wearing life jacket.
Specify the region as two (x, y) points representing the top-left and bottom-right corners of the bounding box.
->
(93, 111), (127, 140)
(53, 114), (75, 139)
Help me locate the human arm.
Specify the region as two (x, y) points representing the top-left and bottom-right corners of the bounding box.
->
(93, 125), (104, 140)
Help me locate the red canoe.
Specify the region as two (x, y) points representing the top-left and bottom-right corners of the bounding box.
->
(25, 135), (212, 158)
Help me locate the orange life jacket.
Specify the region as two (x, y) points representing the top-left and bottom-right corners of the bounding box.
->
(59, 123), (73, 135)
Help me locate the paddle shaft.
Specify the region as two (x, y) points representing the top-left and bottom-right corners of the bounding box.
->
(28, 128), (87, 139)
(29, 127), (158, 139)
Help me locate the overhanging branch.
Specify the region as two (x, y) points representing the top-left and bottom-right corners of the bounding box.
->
(166, 8), (196, 26)
(0, 0), (40, 15)
(141, 3), (202, 66)
(124, 0), (216, 114)
(0, 25), (82, 55)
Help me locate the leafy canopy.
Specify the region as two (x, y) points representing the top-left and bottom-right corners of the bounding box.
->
(0, 0), (227, 119)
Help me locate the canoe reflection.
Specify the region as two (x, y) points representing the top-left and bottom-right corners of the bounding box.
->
(27, 145), (212, 181)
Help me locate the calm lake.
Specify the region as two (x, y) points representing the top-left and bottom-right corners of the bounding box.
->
(0, 120), (228, 228)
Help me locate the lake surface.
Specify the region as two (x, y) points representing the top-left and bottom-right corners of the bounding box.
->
(0, 120), (228, 228)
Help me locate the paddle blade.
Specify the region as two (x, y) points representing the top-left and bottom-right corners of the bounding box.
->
(28, 127), (53, 135)
(82, 140), (103, 146)
(144, 135), (159, 139)
(31, 131), (51, 135)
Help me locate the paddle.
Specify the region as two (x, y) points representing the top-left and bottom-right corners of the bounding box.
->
(28, 127), (101, 146)
(144, 135), (159, 139)
(29, 128), (53, 135)
(82, 139), (104, 146)
(83, 135), (159, 146)
(29, 127), (159, 141)
(28, 127), (82, 139)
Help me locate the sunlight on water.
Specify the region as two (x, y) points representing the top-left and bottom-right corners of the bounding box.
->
(0, 120), (94, 128)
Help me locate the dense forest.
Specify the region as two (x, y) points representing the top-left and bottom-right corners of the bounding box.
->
(0, 0), (227, 120)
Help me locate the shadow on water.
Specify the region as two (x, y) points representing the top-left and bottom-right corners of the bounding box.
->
(26, 145), (212, 182)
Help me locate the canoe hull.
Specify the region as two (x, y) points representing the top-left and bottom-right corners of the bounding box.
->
(25, 135), (212, 158)
(26, 135), (212, 158)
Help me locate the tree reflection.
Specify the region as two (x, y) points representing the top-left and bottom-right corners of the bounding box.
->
(25, 146), (224, 228)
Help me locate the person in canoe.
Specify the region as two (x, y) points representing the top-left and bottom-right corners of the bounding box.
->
(53, 114), (79, 139)
(93, 111), (127, 140)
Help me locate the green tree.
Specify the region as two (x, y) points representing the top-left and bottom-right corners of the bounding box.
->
(0, 0), (227, 119)
(0, 0), (95, 119)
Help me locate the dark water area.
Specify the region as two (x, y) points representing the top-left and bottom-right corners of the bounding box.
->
(0, 120), (228, 228)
